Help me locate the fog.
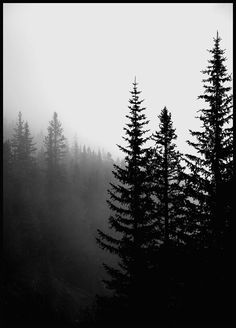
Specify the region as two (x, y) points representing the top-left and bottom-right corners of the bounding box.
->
(3, 4), (233, 328)
(3, 3), (232, 158)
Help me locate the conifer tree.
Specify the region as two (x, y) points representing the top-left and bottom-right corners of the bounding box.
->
(96, 79), (156, 318)
(11, 111), (25, 173)
(43, 112), (67, 260)
(150, 107), (186, 320)
(44, 112), (66, 167)
(182, 33), (233, 322)
(10, 113), (37, 185)
(185, 32), (233, 249)
(23, 122), (37, 178)
(7, 113), (39, 263)
(152, 107), (185, 247)
(44, 112), (66, 189)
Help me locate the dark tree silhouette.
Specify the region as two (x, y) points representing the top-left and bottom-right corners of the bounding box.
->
(96, 78), (156, 322)
(8, 113), (39, 250)
(10, 112), (37, 196)
(43, 112), (68, 275)
(152, 106), (185, 247)
(11, 111), (25, 175)
(185, 32), (233, 249)
(150, 107), (186, 322)
(183, 32), (233, 323)
(44, 112), (66, 182)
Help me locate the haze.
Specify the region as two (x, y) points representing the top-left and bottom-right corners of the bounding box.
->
(3, 3), (233, 158)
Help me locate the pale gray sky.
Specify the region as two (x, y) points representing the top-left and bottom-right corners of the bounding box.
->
(3, 3), (233, 158)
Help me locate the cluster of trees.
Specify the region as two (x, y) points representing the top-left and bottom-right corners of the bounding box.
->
(3, 112), (118, 326)
(3, 33), (233, 327)
(96, 32), (233, 326)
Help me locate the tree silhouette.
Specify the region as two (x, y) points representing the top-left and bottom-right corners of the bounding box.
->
(96, 78), (156, 321)
(152, 107), (185, 247)
(185, 32), (233, 249)
(11, 111), (25, 175)
(43, 112), (67, 273)
(150, 107), (186, 321)
(183, 31), (233, 322)
(44, 112), (66, 179)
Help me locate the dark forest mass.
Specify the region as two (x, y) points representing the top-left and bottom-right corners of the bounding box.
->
(2, 33), (233, 327)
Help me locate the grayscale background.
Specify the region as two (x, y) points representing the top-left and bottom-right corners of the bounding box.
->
(3, 3), (233, 158)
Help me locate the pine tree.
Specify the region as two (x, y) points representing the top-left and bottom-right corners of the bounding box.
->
(10, 112), (37, 187)
(44, 112), (66, 189)
(23, 122), (37, 181)
(11, 113), (36, 176)
(150, 107), (186, 320)
(152, 107), (185, 248)
(185, 32), (233, 249)
(6, 113), (40, 265)
(96, 78), (156, 320)
(11, 111), (25, 173)
(44, 112), (66, 167)
(183, 32), (233, 321)
(43, 112), (67, 259)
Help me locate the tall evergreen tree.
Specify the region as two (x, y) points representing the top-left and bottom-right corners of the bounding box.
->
(44, 112), (66, 169)
(6, 113), (40, 263)
(44, 112), (66, 191)
(11, 111), (25, 175)
(150, 107), (186, 321)
(23, 122), (37, 185)
(183, 32), (233, 321)
(185, 32), (233, 248)
(43, 112), (67, 265)
(11, 112), (37, 180)
(152, 107), (185, 247)
(96, 79), (156, 320)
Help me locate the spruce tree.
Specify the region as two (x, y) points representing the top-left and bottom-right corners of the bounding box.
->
(185, 32), (233, 249)
(7, 113), (40, 263)
(44, 112), (66, 190)
(96, 79), (156, 320)
(183, 32), (233, 321)
(23, 122), (37, 184)
(11, 111), (25, 175)
(11, 112), (36, 179)
(152, 107), (185, 247)
(151, 107), (186, 320)
(43, 112), (67, 262)
(44, 112), (66, 168)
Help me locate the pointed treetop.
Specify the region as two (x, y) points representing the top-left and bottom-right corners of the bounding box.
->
(161, 106), (168, 117)
(215, 30), (221, 43)
(17, 111), (23, 125)
(133, 76), (138, 87)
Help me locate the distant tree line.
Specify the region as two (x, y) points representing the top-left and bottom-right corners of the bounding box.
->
(3, 110), (118, 326)
(3, 32), (233, 327)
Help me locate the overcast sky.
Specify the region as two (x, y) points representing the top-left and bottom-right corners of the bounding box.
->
(3, 3), (233, 158)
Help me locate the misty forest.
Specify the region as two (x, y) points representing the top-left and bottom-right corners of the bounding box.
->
(3, 33), (233, 327)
